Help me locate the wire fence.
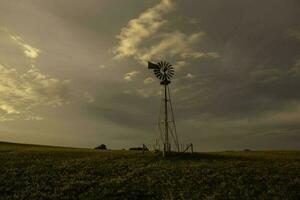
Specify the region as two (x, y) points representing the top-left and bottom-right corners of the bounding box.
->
(142, 143), (194, 153)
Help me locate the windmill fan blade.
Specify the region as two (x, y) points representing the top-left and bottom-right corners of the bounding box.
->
(154, 70), (160, 74)
(154, 69), (160, 74)
(155, 73), (161, 78)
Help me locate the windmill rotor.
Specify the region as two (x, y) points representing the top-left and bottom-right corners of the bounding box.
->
(148, 61), (174, 85)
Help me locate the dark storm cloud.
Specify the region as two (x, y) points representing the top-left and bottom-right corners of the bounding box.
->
(84, 96), (157, 130)
(167, 0), (300, 119)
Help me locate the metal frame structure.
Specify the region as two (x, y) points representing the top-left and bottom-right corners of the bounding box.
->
(148, 61), (180, 157)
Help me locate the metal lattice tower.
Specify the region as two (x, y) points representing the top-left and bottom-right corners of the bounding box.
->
(148, 61), (180, 157)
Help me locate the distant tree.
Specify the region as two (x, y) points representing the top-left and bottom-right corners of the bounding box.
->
(94, 144), (107, 150)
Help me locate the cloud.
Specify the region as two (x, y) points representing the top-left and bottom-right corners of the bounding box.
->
(143, 77), (155, 84)
(288, 30), (300, 41)
(113, 0), (174, 60)
(288, 30), (300, 71)
(137, 31), (218, 63)
(185, 73), (195, 79)
(113, 0), (219, 99)
(9, 34), (40, 60)
(175, 60), (188, 70)
(0, 64), (69, 121)
(0, 29), (70, 121)
(123, 70), (140, 81)
(113, 0), (218, 68)
(84, 92), (96, 103)
(136, 88), (160, 98)
(98, 64), (105, 69)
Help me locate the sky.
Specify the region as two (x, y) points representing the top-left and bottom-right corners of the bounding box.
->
(0, 0), (300, 151)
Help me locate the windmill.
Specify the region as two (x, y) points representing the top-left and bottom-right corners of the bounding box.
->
(148, 61), (180, 157)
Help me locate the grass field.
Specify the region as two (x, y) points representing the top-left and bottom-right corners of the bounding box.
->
(0, 142), (299, 200)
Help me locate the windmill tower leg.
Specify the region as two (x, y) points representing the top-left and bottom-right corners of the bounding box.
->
(163, 84), (169, 157)
(167, 85), (180, 152)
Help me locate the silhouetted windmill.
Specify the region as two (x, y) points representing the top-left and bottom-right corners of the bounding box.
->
(148, 61), (180, 157)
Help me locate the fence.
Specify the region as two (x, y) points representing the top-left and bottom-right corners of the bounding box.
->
(143, 143), (194, 154)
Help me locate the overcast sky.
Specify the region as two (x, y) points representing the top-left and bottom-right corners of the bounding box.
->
(0, 0), (300, 151)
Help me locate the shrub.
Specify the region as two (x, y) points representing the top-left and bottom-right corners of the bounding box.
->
(129, 147), (149, 151)
(94, 144), (107, 150)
